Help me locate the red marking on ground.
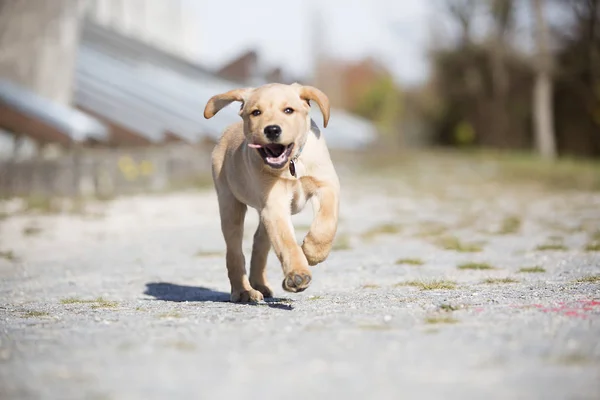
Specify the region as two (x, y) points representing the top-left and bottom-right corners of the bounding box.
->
(512, 299), (600, 319)
(563, 311), (586, 318)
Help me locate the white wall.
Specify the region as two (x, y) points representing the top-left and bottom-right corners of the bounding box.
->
(85, 0), (201, 62)
(0, 130), (37, 159)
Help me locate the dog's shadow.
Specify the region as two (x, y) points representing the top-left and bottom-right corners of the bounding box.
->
(144, 282), (293, 310)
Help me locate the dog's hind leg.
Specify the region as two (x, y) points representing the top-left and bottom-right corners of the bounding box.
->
(302, 184), (339, 266)
(217, 189), (263, 303)
(249, 220), (274, 298)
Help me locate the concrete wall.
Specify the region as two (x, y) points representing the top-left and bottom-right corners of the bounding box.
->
(0, 144), (212, 198)
(85, 0), (202, 62)
(0, 0), (87, 105)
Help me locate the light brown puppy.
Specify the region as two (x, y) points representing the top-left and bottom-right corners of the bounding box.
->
(203, 83), (340, 302)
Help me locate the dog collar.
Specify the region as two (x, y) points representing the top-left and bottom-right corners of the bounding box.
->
(289, 142), (304, 178)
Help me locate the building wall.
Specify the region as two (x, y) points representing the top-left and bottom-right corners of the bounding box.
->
(85, 0), (201, 62)
(0, 0), (87, 105)
(0, 130), (37, 159)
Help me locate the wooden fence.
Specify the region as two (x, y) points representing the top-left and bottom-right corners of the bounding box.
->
(0, 143), (213, 198)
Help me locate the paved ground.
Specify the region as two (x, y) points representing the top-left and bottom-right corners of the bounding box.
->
(1, 152), (599, 399)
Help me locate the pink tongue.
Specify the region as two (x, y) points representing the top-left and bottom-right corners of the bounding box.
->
(248, 143), (262, 149)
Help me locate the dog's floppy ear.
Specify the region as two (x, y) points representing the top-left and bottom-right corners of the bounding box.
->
(203, 88), (252, 119)
(293, 83), (330, 128)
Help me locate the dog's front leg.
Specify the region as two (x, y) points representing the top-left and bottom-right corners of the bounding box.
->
(261, 201), (312, 293)
(302, 184), (339, 266)
(217, 189), (264, 303)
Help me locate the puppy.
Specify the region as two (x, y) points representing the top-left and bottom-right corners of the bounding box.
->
(203, 83), (340, 302)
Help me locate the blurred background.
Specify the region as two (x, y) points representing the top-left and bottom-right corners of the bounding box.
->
(0, 0), (598, 200)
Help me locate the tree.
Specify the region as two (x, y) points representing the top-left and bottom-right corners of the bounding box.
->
(531, 0), (557, 159)
(489, 0), (514, 100)
(0, 0), (87, 105)
(445, 0), (480, 46)
(487, 0), (515, 148)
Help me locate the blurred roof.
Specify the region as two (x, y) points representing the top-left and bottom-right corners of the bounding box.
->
(75, 22), (378, 147)
(0, 79), (109, 143)
(315, 108), (378, 149)
(76, 21), (240, 144)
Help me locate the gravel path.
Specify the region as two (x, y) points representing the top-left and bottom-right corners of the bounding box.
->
(1, 155), (599, 399)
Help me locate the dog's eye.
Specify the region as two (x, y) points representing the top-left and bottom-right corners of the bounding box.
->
(251, 110), (261, 117)
(284, 107), (294, 114)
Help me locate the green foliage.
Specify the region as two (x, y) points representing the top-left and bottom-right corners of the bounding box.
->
(352, 75), (402, 136)
(454, 120), (476, 146)
(417, 0), (600, 158)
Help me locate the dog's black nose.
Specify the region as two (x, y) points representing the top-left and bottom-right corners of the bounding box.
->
(264, 125), (282, 141)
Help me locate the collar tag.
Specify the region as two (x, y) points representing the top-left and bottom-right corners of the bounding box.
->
(289, 140), (305, 178)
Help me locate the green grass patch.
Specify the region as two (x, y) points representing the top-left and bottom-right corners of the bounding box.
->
(457, 262), (496, 270)
(424, 316), (459, 324)
(0, 250), (18, 262)
(535, 243), (568, 251)
(23, 226), (43, 236)
(468, 149), (600, 191)
(395, 258), (424, 266)
(308, 295), (323, 301)
(61, 297), (118, 308)
(482, 277), (519, 284)
(518, 266), (546, 273)
(574, 275), (600, 283)
(361, 283), (380, 289)
(61, 297), (96, 304)
(361, 223), (402, 240)
(194, 250), (224, 258)
(332, 234), (352, 251)
(583, 242), (600, 252)
(394, 279), (457, 290)
(551, 354), (593, 366)
(415, 223), (449, 238)
(158, 312), (182, 319)
(436, 236), (483, 252)
(497, 216), (522, 234)
(90, 298), (118, 309)
(21, 310), (50, 318)
(24, 196), (59, 213)
(438, 304), (459, 312)
(334, 148), (600, 191)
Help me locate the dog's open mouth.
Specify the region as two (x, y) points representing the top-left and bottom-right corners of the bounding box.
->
(249, 143), (294, 168)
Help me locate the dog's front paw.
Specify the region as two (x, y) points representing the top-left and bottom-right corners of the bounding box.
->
(231, 288), (264, 303)
(282, 269), (312, 293)
(250, 281), (274, 298)
(302, 235), (332, 266)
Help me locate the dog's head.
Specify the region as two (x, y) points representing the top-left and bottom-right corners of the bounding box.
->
(203, 83), (330, 169)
